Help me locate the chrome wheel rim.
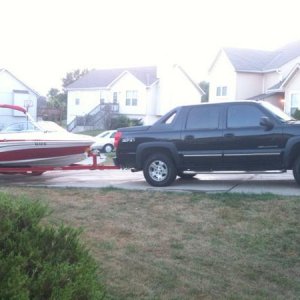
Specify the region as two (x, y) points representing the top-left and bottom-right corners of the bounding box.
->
(149, 160), (168, 182)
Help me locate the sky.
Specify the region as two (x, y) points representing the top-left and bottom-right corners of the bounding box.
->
(0, 0), (299, 96)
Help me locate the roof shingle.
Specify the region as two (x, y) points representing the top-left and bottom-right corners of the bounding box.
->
(224, 40), (300, 72)
(67, 66), (158, 89)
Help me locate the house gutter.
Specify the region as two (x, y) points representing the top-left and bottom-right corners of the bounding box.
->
(65, 87), (109, 91)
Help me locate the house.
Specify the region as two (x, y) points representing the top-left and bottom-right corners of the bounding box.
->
(208, 40), (300, 115)
(66, 65), (204, 131)
(0, 69), (39, 129)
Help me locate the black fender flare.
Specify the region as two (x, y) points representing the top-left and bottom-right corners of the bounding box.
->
(283, 137), (300, 168)
(135, 142), (181, 170)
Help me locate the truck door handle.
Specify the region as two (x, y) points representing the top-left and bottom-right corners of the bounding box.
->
(224, 133), (234, 138)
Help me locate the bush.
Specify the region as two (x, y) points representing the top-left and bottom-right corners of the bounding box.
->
(292, 108), (300, 120)
(0, 193), (105, 299)
(110, 115), (143, 129)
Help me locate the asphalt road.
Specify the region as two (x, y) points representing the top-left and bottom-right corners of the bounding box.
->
(1, 168), (300, 196)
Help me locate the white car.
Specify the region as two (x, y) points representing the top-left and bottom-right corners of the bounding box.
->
(91, 130), (117, 153)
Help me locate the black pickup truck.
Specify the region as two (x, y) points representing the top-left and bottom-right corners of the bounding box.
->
(114, 100), (300, 187)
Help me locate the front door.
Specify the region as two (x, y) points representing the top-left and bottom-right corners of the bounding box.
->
(222, 103), (283, 170)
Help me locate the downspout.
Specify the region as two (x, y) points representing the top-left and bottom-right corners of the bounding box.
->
(276, 69), (285, 111)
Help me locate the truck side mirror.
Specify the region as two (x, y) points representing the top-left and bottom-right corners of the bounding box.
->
(260, 116), (274, 130)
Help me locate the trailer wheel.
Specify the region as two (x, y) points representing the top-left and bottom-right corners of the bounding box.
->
(21, 171), (44, 176)
(30, 172), (45, 176)
(143, 153), (177, 187)
(177, 172), (196, 179)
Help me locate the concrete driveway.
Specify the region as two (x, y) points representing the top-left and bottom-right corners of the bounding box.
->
(1, 168), (300, 196)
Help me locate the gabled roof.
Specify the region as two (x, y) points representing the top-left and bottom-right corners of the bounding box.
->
(223, 48), (276, 72)
(268, 63), (300, 92)
(174, 64), (205, 95)
(222, 40), (300, 73)
(264, 40), (300, 70)
(66, 66), (158, 89)
(0, 69), (40, 96)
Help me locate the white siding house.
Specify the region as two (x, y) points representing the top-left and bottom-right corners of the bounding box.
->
(0, 69), (39, 129)
(66, 65), (204, 130)
(208, 40), (300, 115)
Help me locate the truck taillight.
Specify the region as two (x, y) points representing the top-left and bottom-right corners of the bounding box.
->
(114, 131), (122, 149)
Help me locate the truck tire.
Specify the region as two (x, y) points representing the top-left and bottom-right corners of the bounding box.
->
(143, 153), (177, 187)
(293, 156), (300, 185)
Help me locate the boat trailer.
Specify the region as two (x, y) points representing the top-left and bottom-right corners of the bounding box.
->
(0, 153), (120, 175)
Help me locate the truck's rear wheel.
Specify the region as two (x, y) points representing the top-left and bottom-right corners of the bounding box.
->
(293, 156), (300, 185)
(143, 153), (177, 187)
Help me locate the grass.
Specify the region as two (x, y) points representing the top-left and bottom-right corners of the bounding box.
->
(1, 187), (299, 299)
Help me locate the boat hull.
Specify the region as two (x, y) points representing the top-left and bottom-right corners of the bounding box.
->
(0, 104), (95, 167)
(0, 135), (94, 167)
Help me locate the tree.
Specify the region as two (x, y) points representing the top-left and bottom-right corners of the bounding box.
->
(62, 69), (89, 90)
(46, 69), (89, 124)
(47, 88), (67, 123)
(199, 81), (209, 102)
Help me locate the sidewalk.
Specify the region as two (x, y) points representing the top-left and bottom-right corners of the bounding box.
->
(1, 168), (299, 196)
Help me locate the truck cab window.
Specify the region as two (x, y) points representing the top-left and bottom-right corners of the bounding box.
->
(227, 105), (264, 128)
(186, 106), (220, 130)
(163, 111), (177, 124)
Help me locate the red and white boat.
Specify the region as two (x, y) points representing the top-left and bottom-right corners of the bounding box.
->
(0, 104), (95, 167)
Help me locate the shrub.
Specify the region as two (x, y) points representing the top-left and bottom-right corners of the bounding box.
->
(292, 108), (300, 120)
(0, 193), (105, 299)
(110, 115), (143, 129)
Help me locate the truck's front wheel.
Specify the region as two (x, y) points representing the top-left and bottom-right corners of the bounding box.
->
(143, 153), (177, 187)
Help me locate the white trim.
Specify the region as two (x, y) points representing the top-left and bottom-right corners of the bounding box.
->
(183, 154), (222, 157)
(224, 153), (280, 157)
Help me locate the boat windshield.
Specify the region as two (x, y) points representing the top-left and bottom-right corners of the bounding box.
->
(261, 102), (294, 122)
(1, 121), (41, 133)
(37, 121), (67, 132)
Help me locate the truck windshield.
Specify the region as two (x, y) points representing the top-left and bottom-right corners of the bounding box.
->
(261, 102), (294, 122)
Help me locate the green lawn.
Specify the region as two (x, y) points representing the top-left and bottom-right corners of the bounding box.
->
(2, 187), (299, 299)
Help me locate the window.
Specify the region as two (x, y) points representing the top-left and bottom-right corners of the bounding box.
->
(227, 105), (264, 128)
(162, 111), (177, 125)
(75, 98), (80, 105)
(126, 90), (138, 106)
(216, 86), (227, 97)
(186, 106), (220, 130)
(113, 92), (118, 103)
(291, 93), (300, 115)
